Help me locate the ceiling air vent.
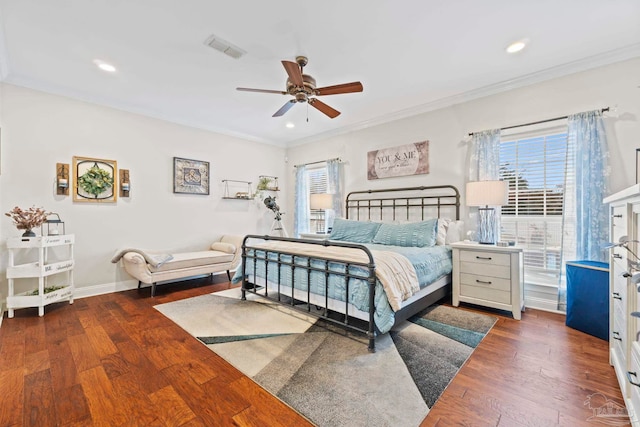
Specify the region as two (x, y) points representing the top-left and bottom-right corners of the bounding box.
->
(204, 34), (246, 59)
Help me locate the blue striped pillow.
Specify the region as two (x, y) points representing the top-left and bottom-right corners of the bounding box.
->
(371, 219), (438, 247)
(329, 219), (382, 243)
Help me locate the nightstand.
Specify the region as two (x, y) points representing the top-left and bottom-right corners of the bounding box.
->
(450, 242), (524, 320)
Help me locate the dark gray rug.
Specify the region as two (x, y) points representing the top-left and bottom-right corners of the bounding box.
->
(155, 288), (496, 427)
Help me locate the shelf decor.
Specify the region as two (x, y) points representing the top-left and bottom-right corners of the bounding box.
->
(222, 180), (253, 199)
(120, 169), (130, 197)
(73, 156), (117, 202)
(5, 206), (49, 237)
(174, 157), (210, 195)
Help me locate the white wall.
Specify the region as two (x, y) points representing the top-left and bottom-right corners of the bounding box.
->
(285, 57), (640, 311)
(0, 84), (286, 296)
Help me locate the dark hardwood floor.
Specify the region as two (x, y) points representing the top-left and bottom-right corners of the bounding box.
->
(0, 278), (625, 426)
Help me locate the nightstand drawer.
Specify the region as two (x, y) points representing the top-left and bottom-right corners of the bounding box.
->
(459, 261), (510, 279)
(460, 273), (512, 292)
(460, 284), (511, 304)
(459, 250), (510, 266)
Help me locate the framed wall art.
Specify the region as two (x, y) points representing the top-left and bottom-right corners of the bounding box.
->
(367, 141), (429, 180)
(173, 157), (210, 195)
(636, 148), (640, 184)
(73, 156), (118, 202)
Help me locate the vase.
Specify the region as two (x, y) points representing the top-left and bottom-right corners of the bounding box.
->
(21, 229), (36, 238)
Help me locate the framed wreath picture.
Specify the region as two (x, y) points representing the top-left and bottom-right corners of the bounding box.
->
(173, 157), (210, 195)
(73, 156), (117, 202)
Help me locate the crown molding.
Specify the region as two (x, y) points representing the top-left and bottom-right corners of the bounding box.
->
(287, 43), (640, 148)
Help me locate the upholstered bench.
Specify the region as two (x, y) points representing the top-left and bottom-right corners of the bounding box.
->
(118, 235), (243, 296)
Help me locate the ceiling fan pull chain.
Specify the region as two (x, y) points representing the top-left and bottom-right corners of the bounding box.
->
(307, 103), (309, 122)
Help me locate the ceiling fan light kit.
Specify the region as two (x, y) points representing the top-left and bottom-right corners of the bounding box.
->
(237, 56), (363, 119)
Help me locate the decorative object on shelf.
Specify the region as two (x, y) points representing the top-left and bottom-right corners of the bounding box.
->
(174, 157), (210, 195)
(222, 179), (253, 199)
(119, 169), (130, 197)
(254, 175), (279, 198)
(73, 156), (117, 202)
(466, 180), (508, 245)
(56, 163), (69, 195)
(264, 196), (288, 237)
(367, 141), (429, 180)
(310, 193), (333, 233)
(5, 206), (49, 237)
(42, 213), (65, 236)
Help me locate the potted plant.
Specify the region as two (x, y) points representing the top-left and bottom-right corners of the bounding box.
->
(5, 206), (49, 237)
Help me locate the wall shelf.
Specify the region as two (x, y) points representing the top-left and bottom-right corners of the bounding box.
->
(257, 175), (279, 192)
(222, 180), (254, 200)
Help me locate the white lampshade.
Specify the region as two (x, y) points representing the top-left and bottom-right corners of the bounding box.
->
(310, 193), (333, 210)
(466, 180), (508, 207)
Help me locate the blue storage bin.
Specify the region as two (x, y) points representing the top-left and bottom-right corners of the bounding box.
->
(565, 260), (609, 340)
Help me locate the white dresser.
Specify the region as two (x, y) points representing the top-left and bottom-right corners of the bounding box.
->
(451, 241), (524, 320)
(604, 184), (640, 425)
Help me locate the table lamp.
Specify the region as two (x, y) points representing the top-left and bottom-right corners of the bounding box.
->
(310, 193), (333, 233)
(466, 180), (508, 244)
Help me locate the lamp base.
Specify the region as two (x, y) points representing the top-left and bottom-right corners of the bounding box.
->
(477, 207), (498, 245)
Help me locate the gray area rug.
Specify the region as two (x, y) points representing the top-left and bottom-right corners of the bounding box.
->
(155, 288), (496, 427)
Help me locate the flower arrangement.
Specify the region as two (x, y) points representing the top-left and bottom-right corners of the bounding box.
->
(5, 206), (49, 231)
(78, 165), (114, 197)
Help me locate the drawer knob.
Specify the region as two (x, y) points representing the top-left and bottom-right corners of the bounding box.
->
(613, 292), (622, 300)
(613, 331), (622, 341)
(475, 256), (492, 260)
(476, 279), (492, 285)
(627, 371), (640, 387)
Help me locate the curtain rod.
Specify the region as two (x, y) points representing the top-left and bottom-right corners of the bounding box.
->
(467, 107), (609, 137)
(294, 157), (342, 168)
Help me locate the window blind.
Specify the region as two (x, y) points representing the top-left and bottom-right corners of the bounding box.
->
(499, 132), (571, 287)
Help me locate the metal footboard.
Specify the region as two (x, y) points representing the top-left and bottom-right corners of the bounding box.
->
(239, 234), (379, 352)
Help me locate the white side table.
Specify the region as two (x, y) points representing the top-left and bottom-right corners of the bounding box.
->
(451, 241), (524, 320)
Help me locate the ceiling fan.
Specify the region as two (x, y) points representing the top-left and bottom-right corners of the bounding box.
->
(236, 56), (363, 119)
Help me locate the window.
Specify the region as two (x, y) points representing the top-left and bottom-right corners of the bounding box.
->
(307, 165), (328, 232)
(499, 131), (572, 288)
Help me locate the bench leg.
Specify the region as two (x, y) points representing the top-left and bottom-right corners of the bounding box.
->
(138, 280), (142, 289)
(151, 283), (157, 297)
(226, 270), (231, 281)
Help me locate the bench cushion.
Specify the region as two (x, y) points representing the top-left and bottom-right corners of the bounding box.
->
(148, 250), (234, 273)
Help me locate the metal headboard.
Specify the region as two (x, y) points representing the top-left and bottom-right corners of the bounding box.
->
(345, 185), (460, 222)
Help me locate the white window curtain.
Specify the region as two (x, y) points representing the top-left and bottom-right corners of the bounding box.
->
(294, 165), (310, 237)
(557, 110), (610, 310)
(469, 129), (502, 241)
(326, 159), (344, 230)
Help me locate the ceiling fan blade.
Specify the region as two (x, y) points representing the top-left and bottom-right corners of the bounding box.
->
(315, 81), (363, 96)
(309, 98), (340, 119)
(237, 87), (287, 95)
(282, 60), (304, 87)
(273, 100), (297, 117)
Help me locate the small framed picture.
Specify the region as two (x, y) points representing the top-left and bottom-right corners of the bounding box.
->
(73, 156), (118, 202)
(636, 149), (640, 184)
(173, 157), (210, 195)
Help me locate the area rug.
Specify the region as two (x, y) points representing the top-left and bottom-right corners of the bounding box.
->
(155, 289), (496, 427)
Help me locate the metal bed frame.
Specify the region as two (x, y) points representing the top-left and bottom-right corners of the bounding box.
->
(241, 185), (460, 352)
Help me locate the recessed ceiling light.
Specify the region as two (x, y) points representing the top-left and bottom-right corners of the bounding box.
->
(506, 40), (527, 54)
(286, 123), (295, 128)
(93, 59), (117, 73)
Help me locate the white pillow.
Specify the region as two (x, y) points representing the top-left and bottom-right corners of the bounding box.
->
(445, 220), (465, 244)
(436, 218), (451, 245)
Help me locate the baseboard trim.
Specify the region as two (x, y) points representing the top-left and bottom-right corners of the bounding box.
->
(525, 295), (565, 315)
(74, 279), (140, 299)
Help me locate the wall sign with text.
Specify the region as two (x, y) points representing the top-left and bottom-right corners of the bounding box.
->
(367, 141), (429, 180)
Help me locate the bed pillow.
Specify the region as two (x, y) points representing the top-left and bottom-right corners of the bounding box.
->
(329, 219), (382, 243)
(436, 218), (451, 245)
(371, 218), (438, 247)
(445, 220), (465, 244)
